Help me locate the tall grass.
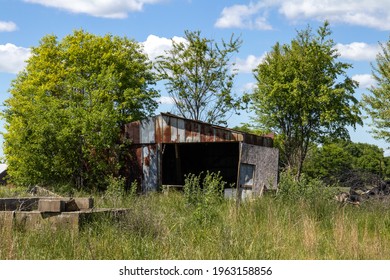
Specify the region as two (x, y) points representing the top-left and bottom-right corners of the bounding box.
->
(2, 173), (390, 259)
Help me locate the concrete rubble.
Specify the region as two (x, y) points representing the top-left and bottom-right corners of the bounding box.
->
(0, 196), (129, 232)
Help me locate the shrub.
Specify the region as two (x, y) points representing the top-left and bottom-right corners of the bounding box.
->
(103, 176), (126, 207)
(0, 185), (28, 198)
(183, 171), (226, 224)
(276, 171), (337, 202)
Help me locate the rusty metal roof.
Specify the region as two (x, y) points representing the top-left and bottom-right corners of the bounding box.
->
(124, 113), (273, 147)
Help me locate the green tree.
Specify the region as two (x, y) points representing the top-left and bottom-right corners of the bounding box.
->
(384, 156), (390, 179)
(2, 30), (158, 190)
(250, 22), (362, 180)
(232, 124), (264, 135)
(156, 30), (244, 126)
(304, 142), (353, 181)
(304, 141), (385, 183)
(362, 37), (390, 142)
(343, 142), (385, 176)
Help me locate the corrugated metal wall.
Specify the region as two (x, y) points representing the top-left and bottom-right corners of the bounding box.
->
(141, 145), (159, 191)
(155, 113), (245, 143)
(124, 113), (273, 146)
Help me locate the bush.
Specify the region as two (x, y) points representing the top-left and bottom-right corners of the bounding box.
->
(0, 185), (28, 198)
(103, 176), (126, 207)
(183, 171), (226, 224)
(276, 171), (337, 202)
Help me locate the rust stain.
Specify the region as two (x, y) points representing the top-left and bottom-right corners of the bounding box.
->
(135, 147), (142, 167)
(125, 121), (140, 144)
(144, 154), (150, 167)
(163, 124), (171, 143)
(125, 113), (274, 146)
(155, 116), (163, 143)
(184, 121), (192, 142)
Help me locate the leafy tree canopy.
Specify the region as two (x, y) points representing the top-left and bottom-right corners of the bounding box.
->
(250, 21), (362, 180)
(2, 30), (158, 190)
(156, 30), (244, 126)
(362, 37), (390, 142)
(304, 140), (386, 184)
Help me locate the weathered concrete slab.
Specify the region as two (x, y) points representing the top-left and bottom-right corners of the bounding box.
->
(0, 197), (39, 211)
(14, 211), (80, 231)
(65, 199), (79, 212)
(64, 197), (94, 211)
(1, 197), (96, 213)
(10, 209), (131, 232)
(0, 196), (128, 232)
(38, 199), (65, 213)
(74, 198), (94, 210)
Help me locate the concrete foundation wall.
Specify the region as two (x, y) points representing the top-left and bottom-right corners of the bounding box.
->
(0, 197), (129, 232)
(0, 198), (40, 211)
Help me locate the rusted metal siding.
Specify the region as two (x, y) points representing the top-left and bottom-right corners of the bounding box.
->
(141, 144), (159, 192)
(124, 121), (140, 144)
(127, 145), (142, 189)
(125, 113), (271, 145)
(239, 142), (279, 194)
(140, 117), (156, 144)
(127, 144), (160, 193)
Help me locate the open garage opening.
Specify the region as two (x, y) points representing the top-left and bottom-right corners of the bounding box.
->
(161, 142), (240, 188)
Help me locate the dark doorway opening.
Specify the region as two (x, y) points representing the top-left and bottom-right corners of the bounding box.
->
(161, 142), (240, 188)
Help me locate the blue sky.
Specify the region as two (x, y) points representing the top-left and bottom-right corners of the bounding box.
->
(1, 0), (390, 156)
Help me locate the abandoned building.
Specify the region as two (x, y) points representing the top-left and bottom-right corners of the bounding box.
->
(124, 113), (279, 199)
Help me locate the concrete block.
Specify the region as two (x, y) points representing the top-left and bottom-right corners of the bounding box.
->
(65, 199), (79, 211)
(41, 212), (80, 231)
(13, 211), (79, 231)
(38, 199), (65, 213)
(74, 197), (94, 210)
(14, 211), (41, 230)
(0, 198), (39, 211)
(1, 208), (130, 232)
(62, 197), (94, 211)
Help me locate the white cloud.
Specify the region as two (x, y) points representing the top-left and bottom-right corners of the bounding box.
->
(0, 43), (31, 74)
(157, 96), (175, 105)
(216, 0), (390, 30)
(0, 21), (17, 32)
(278, 0), (390, 30)
(215, 3), (272, 30)
(243, 82), (257, 92)
(254, 16), (273, 30)
(142, 34), (186, 61)
(24, 0), (164, 18)
(235, 54), (266, 73)
(352, 74), (376, 89)
(336, 42), (380, 61)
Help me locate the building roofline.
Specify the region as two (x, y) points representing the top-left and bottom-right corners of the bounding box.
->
(158, 112), (274, 140)
(125, 112), (274, 146)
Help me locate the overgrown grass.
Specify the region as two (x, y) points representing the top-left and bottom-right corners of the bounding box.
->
(2, 173), (390, 259)
(0, 185), (29, 198)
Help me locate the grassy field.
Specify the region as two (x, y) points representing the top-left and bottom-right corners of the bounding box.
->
(2, 183), (390, 260)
